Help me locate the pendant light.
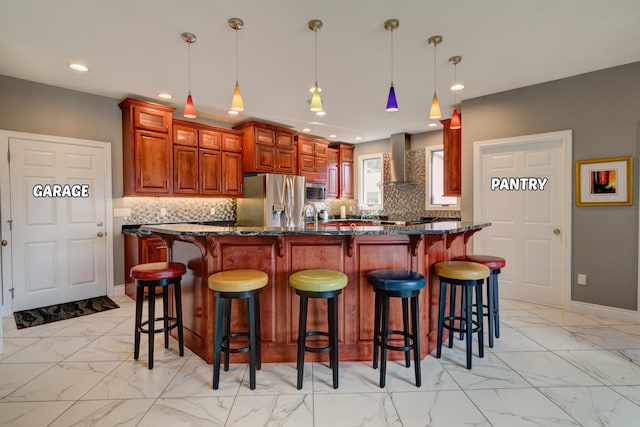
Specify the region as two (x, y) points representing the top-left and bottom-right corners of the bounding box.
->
(384, 19), (399, 112)
(181, 32), (197, 118)
(428, 35), (442, 119)
(308, 19), (323, 113)
(228, 18), (245, 115)
(449, 55), (462, 130)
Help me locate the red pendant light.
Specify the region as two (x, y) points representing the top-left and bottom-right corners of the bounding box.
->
(450, 109), (461, 129)
(448, 56), (463, 130)
(181, 32), (197, 119)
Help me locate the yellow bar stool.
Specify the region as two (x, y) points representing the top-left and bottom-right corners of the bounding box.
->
(289, 269), (348, 389)
(454, 255), (506, 347)
(208, 269), (269, 390)
(434, 261), (490, 369)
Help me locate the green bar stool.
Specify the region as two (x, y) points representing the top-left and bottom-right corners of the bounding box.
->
(131, 262), (186, 369)
(434, 261), (490, 369)
(454, 255), (506, 347)
(208, 269), (269, 390)
(367, 269), (426, 388)
(289, 269), (348, 390)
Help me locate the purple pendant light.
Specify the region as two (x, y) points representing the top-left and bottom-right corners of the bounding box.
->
(384, 19), (399, 112)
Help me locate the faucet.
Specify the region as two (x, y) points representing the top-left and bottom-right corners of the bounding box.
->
(301, 202), (319, 229)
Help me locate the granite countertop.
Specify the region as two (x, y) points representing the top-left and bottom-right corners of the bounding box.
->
(123, 221), (235, 236)
(140, 221), (490, 237)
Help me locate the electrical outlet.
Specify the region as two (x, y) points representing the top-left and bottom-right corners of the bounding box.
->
(577, 274), (587, 285)
(210, 207), (216, 215)
(160, 207), (167, 217)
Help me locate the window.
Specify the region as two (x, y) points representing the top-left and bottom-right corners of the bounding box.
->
(426, 145), (459, 210)
(358, 153), (383, 209)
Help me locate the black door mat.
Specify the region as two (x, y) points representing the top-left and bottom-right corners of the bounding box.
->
(13, 295), (120, 329)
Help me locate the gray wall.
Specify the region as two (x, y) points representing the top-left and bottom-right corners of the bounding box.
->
(462, 62), (640, 310)
(0, 75), (126, 286)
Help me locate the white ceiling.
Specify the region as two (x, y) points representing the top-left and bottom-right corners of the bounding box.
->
(2, 1), (640, 143)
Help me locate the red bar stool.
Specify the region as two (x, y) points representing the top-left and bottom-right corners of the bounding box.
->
(130, 261), (187, 369)
(455, 255), (506, 347)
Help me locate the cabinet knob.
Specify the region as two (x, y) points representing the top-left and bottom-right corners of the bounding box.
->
(1, 239), (7, 247)
(553, 228), (561, 235)
(97, 232), (105, 237)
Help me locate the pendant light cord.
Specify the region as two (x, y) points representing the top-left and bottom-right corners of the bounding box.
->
(187, 42), (192, 93)
(235, 28), (239, 82)
(314, 28), (318, 84)
(390, 29), (394, 84)
(433, 43), (437, 93)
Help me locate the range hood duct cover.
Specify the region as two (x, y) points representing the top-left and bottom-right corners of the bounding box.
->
(388, 132), (414, 184)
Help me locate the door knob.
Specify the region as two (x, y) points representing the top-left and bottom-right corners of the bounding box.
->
(97, 221), (103, 227)
(553, 228), (561, 235)
(1, 239), (7, 246)
(97, 232), (104, 237)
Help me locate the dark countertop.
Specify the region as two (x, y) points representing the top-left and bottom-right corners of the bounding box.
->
(123, 221), (235, 236)
(140, 221), (490, 237)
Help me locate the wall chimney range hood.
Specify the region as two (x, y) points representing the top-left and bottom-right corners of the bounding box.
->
(388, 132), (415, 184)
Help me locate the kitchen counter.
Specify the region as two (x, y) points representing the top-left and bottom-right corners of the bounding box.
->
(142, 221), (490, 364)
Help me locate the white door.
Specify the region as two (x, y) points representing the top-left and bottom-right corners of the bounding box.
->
(473, 131), (572, 307)
(2, 133), (112, 311)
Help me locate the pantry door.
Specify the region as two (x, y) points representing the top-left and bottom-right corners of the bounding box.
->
(0, 131), (113, 312)
(473, 130), (571, 307)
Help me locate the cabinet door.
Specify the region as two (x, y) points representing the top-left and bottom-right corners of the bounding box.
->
(340, 146), (354, 162)
(276, 132), (294, 149)
(299, 138), (315, 156)
(256, 128), (275, 145)
(299, 154), (315, 172)
(199, 149), (222, 195)
(222, 133), (242, 152)
(135, 130), (172, 194)
(141, 236), (168, 263)
(255, 144), (276, 171)
(200, 129), (222, 150)
(222, 151), (243, 195)
(314, 156), (327, 173)
(315, 141), (329, 158)
(174, 145), (199, 194)
(441, 118), (462, 196)
(275, 148), (295, 174)
(133, 106), (171, 133)
(173, 123), (198, 146)
(327, 163), (338, 198)
(340, 161), (354, 199)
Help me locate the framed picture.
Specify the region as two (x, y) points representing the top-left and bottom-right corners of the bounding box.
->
(576, 156), (633, 206)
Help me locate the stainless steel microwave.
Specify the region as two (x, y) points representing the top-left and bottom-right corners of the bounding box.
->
(305, 182), (327, 201)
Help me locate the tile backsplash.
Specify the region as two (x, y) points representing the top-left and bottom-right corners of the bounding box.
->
(122, 197), (236, 225)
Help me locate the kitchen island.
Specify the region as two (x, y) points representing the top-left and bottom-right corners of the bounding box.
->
(141, 221), (489, 364)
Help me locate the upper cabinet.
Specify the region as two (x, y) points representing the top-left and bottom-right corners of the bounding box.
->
(233, 121), (296, 174)
(440, 117), (462, 197)
(296, 135), (329, 183)
(120, 98), (175, 196)
(328, 143), (354, 199)
(120, 98), (243, 197)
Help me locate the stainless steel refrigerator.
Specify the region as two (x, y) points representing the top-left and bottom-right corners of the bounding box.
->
(237, 174), (307, 227)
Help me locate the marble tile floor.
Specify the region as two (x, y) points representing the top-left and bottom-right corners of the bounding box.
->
(2, 295), (640, 426)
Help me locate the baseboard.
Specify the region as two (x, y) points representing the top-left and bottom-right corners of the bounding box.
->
(568, 299), (639, 324)
(113, 284), (125, 297)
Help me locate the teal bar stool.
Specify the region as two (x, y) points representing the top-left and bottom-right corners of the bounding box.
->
(454, 255), (506, 347)
(208, 269), (269, 390)
(367, 269), (426, 388)
(289, 269), (348, 390)
(434, 261), (490, 369)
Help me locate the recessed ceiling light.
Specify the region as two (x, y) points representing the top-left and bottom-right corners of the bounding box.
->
(302, 128), (311, 132)
(315, 111), (326, 116)
(68, 63), (88, 72)
(428, 123), (438, 127)
(450, 83), (465, 91)
(228, 110), (240, 115)
(157, 92), (172, 99)
(309, 121), (323, 125)
(355, 137), (363, 141)
(329, 134), (337, 138)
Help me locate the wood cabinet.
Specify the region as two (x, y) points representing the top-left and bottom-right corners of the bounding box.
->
(124, 234), (168, 298)
(327, 148), (339, 198)
(296, 135), (329, 183)
(234, 121), (296, 174)
(328, 143), (354, 199)
(440, 117), (462, 197)
(120, 98), (176, 196)
(172, 119), (243, 196)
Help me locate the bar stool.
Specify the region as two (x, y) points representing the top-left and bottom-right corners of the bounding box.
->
(434, 261), (490, 369)
(208, 269), (268, 390)
(130, 261), (186, 369)
(367, 269), (426, 388)
(454, 255), (506, 347)
(289, 269), (348, 390)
